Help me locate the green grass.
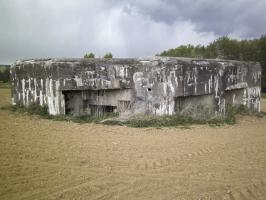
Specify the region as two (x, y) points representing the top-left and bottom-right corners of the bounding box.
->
(262, 93), (266, 99)
(0, 81), (10, 88)
(103, 114), (225, 128)
(127, 115), (202, 127)
(123, 115), (227, 128)
(102, 105), (262, 128)
(1, 103), (118, 124)
(4, 103), (50, 117)
(1, 103), (264, 128)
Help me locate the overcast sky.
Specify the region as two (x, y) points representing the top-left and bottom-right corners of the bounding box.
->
(0, 0), (266, 64)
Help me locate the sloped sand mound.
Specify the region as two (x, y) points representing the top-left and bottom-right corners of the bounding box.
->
(0, 88), (266, 199)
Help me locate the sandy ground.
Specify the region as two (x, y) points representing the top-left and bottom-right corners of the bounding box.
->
(0, 88), (266, 200)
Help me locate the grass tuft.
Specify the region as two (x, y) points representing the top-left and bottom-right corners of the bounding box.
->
(0, 82), (11, 88)
(2, 104), (119, 124)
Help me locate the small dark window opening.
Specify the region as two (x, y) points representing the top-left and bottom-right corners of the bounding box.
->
(90, 105), (117, 117)
(147, 87), (152, 91)
(97, 90), (104, 96)
(105, 105), (115, 113)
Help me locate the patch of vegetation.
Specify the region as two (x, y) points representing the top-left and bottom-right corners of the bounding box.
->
(223, 106), (240, 125)
(99, 119), (124, 126)
(225, 104), (266, 122)
(103, 53), (113, 59)
(102, 105), (263, 128)
(256, 111), (266, 118)
(101, 113), (225, 128)
(2, 103), (118, 124)
(262, 93), (266, 98)
(6, 103), (50, 117)
(0, 81), (10, 88)
(2, 103), (264, 128)
(122, 115), (223, 128)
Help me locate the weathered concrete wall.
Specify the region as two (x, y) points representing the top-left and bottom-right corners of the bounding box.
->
(175, 94), (214, 119)
(10, 57), (261, 118)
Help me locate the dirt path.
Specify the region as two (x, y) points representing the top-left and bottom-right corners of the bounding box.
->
(0, 88), (266, 199)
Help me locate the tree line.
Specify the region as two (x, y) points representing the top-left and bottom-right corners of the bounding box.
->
(0, 66), (10, 83)
(84, 52), (113, 59)
(159, 36), (266, 92)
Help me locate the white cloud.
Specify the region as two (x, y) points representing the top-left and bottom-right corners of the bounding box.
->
(0, 0), (264, 64)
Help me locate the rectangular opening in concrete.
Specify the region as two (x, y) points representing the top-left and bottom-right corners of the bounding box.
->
(89, 105), (117, 117)
(63, 90), (119, 117)
(63, 90), (84, 116)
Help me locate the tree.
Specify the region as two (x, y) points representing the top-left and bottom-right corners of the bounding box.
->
(0, 67), (10, 83)
(84, 52), (95, 58)
(103, 53), (113, 59)
(259, 35), (266, 92)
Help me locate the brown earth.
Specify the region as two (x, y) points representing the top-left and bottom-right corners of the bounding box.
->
(0, 88), (266, 200)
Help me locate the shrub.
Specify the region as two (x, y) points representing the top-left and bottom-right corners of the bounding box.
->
(124, 114), (219, 128)
(84, 53), (95, 58)
(103, 53), (113, 59)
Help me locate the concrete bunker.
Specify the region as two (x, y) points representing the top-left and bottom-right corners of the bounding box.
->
(10, 57), (261, 119)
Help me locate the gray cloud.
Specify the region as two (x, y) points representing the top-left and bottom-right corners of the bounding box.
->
(0, 0), (265, 64)
(114, 0), (266, 37)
